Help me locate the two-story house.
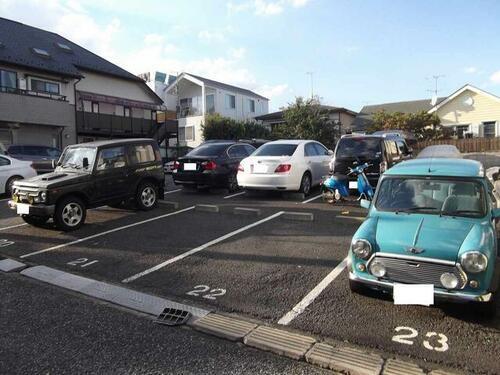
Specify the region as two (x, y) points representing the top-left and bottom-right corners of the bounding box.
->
(0, 17), (163, 149)
(161, 72), (269, 147)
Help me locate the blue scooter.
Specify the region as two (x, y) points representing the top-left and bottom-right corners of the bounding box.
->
(321, 162), (374, 203)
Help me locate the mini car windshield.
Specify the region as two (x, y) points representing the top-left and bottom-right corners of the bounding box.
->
(253, 144), (298, 156)
(375, 177), (486, 218)
(336, 138), (381, 158)
(58, 147), (96, 171)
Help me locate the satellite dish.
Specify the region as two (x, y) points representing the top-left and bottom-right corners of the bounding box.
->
(463, 96), (474, 107)
(430, 95), (438, 106)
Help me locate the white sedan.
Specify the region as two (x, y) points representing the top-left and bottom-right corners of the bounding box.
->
(237, 140), (333, 195)
(0, 154), (37, 195)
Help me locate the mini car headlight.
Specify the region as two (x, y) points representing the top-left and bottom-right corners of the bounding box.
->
(369, 261), (386, 277)
(460, 251), (488, 273)
(351, 239), (372, 260)
(440, 272), (459, 289)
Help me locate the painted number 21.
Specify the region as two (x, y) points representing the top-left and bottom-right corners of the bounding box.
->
(186, 285), (226, 300)
(392, 326), (449, 352)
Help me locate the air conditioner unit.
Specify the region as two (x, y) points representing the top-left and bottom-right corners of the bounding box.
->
(19, 78), (27, 90)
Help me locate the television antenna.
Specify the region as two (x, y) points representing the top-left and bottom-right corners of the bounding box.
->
(426, 74), (445, 106)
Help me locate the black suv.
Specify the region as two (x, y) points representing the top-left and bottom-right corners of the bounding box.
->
(330, 134), (412, 187)
(8, 139), (164, 231)
(173, 141), (256, 191)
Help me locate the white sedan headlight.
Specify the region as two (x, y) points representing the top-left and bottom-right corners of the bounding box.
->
(460, 251), (488, 273)
(351, 239), (372, 259)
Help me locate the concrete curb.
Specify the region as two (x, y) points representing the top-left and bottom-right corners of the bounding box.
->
(159, 201), (179, 209)
(0, 258), (27, 273)
(233, 207), (261, 216)
(306, 344), (383, 375)
(195, 204), (220, 213)
(282, 211), (314, 222)
(190, 313), (257, 342)
(382, 359), (425, 375)
(21, 266), (210, 318)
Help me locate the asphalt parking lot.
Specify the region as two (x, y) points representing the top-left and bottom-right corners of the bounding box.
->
(0, 177), (498, 374)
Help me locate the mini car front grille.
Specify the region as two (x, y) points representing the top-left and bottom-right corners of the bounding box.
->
(371, 257), (467, 289)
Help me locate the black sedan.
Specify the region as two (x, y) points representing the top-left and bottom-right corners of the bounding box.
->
(173, 141), (256, 191)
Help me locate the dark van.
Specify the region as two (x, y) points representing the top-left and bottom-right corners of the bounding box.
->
(330, 134), (412, 187)
(9, 139), (164, 231)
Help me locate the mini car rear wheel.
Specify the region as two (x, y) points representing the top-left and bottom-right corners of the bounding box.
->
(299, 173), (312, 196)
(136, 182), (158, 210)
(22, 215), (49, 227)
(54, 196), (86, 231)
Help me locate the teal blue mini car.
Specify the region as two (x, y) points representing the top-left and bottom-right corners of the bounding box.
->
(348, 158), (499, 314)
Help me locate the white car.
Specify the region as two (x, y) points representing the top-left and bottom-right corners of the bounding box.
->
(0, 154), (37, 195)
(237, 140), (333, 195)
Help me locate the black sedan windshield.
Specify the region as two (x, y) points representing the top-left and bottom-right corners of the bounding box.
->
(375, 177), (486, 217)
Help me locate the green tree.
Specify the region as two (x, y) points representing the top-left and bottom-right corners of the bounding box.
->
(274, 97), (339, 149)
(369, 110), (445, 140)
(201, 113), (272, 141)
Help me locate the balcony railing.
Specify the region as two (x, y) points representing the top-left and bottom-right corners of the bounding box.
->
(0, 86), (67, 101)
(76, 111), (156, 137)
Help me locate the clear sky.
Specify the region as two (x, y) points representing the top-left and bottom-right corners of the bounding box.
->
(1, 0), (500, 112)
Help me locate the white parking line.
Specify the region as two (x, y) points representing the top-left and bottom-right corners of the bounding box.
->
(0, 223), (28, 231)
(301, 194), (322, 204)
(164, 189), (182, 195)
(20, 206), (195, 259)
(277, 257), (347, 325)
(223, 191), (246, 199)
(122, 210), (285, 283)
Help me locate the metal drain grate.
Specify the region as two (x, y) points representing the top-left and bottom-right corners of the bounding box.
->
(155, 307), (191, 326)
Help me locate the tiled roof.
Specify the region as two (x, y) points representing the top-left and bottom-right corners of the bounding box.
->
(254, 105), (357, 121)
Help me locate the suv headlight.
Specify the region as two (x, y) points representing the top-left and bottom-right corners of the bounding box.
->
(460, 251), (488, 273)
(351, 239), (372, 259)
(39, 191), (47, 202)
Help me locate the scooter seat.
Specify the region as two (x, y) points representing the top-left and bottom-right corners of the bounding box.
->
(332, 173), (348, 182)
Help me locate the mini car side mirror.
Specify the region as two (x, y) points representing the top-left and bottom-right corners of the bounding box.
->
(328, 149), (334, 156)
(360, 199), (371, 210)
(83, 157), (89, 169)
(492, 208), (500, 218)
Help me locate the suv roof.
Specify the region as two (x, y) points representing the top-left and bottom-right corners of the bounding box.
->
(340, 134), (405, 141)
(67, 138), (156, 148)
(385, 158), (484, 178)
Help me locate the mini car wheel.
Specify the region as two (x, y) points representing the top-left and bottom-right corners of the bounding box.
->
(54, 196), (86, 231)
(227, 173), (239, 193)
(299, 172), (312, 196)
(22, 215), (49, 227)
(136, 182), (158, 210)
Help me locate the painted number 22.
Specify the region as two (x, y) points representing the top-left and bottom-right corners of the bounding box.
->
(392, 326), (449, 352)
(67, 258), (99, 268)
(186, 285), (226, 300)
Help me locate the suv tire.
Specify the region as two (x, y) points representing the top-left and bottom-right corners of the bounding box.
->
(22, 215), (49, 227)
(136, 182), (158, 211)
(54, 196), (86, 231)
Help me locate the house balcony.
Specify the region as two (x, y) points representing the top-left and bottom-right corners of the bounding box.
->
(76, 111), (156, 137)
(0, 86), (74, 127)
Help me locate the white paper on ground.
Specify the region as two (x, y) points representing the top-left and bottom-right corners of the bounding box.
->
(393, 283), (434, 306)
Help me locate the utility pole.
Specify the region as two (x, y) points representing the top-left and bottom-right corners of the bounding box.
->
(306, 71), (314, 99)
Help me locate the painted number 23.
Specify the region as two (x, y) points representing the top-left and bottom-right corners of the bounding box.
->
(186, 285), (226, 300)
(392, 326), (449, 352)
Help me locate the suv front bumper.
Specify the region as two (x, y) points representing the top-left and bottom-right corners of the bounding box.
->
(8, 200), (55, 216)
(349, 271), (493, 303)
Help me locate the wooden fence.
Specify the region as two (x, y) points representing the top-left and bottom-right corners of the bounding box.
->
(415, 137), (500, 154)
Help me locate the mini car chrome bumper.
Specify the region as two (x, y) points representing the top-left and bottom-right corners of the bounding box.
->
(349, 272), (493, 302)
(8, 200), (55, 216)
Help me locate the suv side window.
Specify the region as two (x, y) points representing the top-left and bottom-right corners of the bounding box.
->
(304, 143), (318, 157)
(128, 144), (155, 165)
(96, 146), (127, 170)
(396, 140), (409, 156)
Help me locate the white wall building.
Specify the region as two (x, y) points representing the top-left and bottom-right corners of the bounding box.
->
(161, 73), (269, 148)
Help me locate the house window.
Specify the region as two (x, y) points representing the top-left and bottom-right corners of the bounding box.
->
(456, 125), (470, 139)
(225, 94), (236, 109)
(483, 121), (496, 138)
(206, 94), (215, 114)
(248, 99), (255, 113)
(152, 111), (157, 120)
(31, 78), (60, 94)
(0, 69), (17, 90)
(92, 102), (99, 113)
(124, 107), (131, 117)
(185, 126), (195, 141)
